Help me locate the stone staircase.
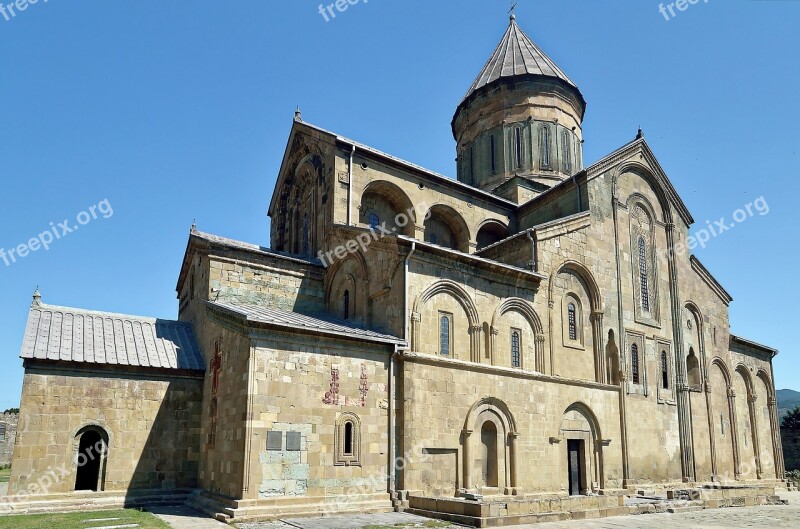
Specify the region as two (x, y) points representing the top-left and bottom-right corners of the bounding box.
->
(187, 490), (394, 523)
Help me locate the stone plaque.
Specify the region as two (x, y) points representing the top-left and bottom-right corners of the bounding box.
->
(266, 431), (283, 451)
(286, 431), (302, 452)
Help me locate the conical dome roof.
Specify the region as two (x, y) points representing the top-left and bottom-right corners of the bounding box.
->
(459, 15), (583, 107)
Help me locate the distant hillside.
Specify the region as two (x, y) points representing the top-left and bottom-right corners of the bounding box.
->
(778, 389), (800, 420)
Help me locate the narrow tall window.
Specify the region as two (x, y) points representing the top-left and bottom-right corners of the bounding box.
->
(661, 351), (669, 390)
(490, 135), (496, 173)
(302, 214), (310, 255)
(0, 424), (6, 441)
(440, 314), (451, 357)
(631, 344), (640, 384)
(469, 146), (475, 184)
(511, 330), (521, 368)
(368, 213), (380, 229)
(638, 236), (650, 312)
(562, 130), (572, 173)
(343, 421), (354, 455)
(568, 303), (577, 341)
(343, 290), (350, 320)
(514, 127), (524, 169)
(540, 125), (551, 168)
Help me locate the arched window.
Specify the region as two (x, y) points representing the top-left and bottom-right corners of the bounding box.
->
(687, 348), (701, 390)
(562, 130), (572, 173)
(631, 344), (640, 384)
(440, 314), (451, 357)
(539, 125), (551, 169)
(513, 126), (524, 169)
(568, 303), (577, 341)
(638, 236), (650, 312)
(490, 135), (497, 173)
(368, 213), (380, 229)
(661, 351), (669, 389)
(343, 421), (354, 455)
(335, 413), (361, 466)
(302, 214), (310, 256)
(511, 330), (521, 368)
(343, 290), (350, 320)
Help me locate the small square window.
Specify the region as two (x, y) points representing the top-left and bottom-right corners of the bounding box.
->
(286, 432), (302, 452)
(266, 431), (283, 451)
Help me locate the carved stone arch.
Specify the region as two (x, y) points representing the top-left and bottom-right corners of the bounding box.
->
(359, 180), (416, 236)
(755, 369), (782, 479)
(613, 161), (673, 225)
(423, 204), (472, 252)
(559, 402), (605, 491)
(415, 280), (480, 326)
(733, 363), (759, 478)
(461, 397), (519, 493)
(413, 279), (482, 361)
(684, 302), (706, 390)
(547, 260), (603, 312)
(325, 253), (369, 323)
(561, 402), (603, 442)
(463, 396), (518, 435)
(734, 364), (755, 396)
(476, 219), (511, 251)
(547, 260), (606, 383)
(490, 298), (545, 371)
(709, 357), (732, 388)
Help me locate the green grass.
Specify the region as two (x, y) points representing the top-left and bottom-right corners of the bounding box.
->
(0, 509), (172, 529)
(0, 468), (10, 484)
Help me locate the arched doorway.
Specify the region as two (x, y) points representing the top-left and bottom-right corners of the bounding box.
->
(559, 403), (604, 495)
(74, 426), (109, 492)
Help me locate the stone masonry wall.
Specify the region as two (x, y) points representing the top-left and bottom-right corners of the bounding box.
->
(9, 366), (202, 496)
(0, 413), (19, 467)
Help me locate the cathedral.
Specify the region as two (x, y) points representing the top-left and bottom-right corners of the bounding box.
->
(5, 14), (788, 525)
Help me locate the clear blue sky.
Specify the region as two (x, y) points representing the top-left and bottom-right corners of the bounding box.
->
(1, 0), (798, 409)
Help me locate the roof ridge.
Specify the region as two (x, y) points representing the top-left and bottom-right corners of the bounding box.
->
(32, 302), (187, 325)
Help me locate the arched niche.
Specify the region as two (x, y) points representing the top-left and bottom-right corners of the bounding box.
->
(423, 204), (471, 252)
(359, 180), (416, 236)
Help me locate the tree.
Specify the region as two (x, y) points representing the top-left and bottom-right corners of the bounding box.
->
(2, 408), (19, 415)
(783, 406), (800, 431)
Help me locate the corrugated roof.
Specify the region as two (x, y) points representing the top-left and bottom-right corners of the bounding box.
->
(208, 301), (405, 346)
(20, 303), (204, 372)
(461, 16), (580, 104)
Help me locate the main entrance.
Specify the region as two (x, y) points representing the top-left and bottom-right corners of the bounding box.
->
(567, 439), (583, 496)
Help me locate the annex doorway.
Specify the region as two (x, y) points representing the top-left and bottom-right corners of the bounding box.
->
(74, 426), (109, 492)
(567, 439), (584, 496)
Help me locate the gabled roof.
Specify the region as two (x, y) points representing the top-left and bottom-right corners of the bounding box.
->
(207, 301), (406, 346)
(267, 119), (518, 218)
(461, 16), (581, 105)
(20, 301), (204, 372)
(582, 136), (696, 227)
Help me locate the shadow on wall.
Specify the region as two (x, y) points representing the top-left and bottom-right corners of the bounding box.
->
(122, 378), (203, 503)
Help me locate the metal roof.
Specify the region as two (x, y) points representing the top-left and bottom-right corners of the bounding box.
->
(208, 301), (405, 346)
(20, 302), (204, 372)
(461, 15), (581, 104)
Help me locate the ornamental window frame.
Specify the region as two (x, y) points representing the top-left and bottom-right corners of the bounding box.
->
(334, 412), (362, 466)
